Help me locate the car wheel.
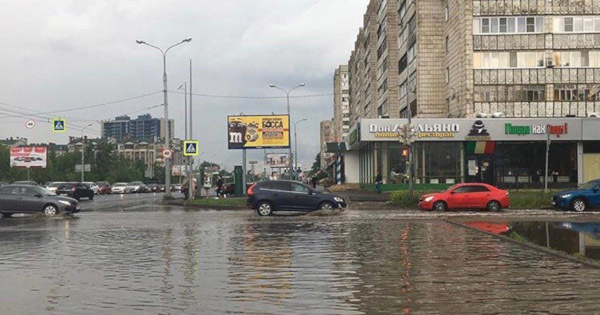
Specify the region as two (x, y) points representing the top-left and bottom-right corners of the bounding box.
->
(89, 194), (94, 200)
(43, 204), (59, 217)
(1, 213), (14, 218)
(571, 198), (586, 212)
(433, 201), (447, 212)
(319, 202), (335, 211)
(257, 202), (273, 216)
(487, 200), (502, 212)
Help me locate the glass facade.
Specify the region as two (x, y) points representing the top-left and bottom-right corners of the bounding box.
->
(413, 142), (462, 184)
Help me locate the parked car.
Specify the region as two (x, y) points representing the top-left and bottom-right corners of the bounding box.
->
(147, 183), (160, 193)
(246, 180), (347, 216)
(12, 181), (38, 186)
(111, 182), (129, 194)
(97, 181), (111, 195)
(158, 184), (165, 192)
(82, 182), (99, 195)
(45, 182), (66, 194)
(0, 185), (80, 217)
(419, 183), (510, 212)
(552, 179), (600, 212)
(171, 184), (182, 192)
(56, 182), (94, 201)
(127, 181), (147, 193)
(0, 182), (9, 188)
(222, 183), (236, 196)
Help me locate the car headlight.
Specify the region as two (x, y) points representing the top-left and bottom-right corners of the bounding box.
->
(58, 200), (71, 206)
(560, 194), (572, 199)
(424, 196), (434, 202)
(334, 197), (344, 203)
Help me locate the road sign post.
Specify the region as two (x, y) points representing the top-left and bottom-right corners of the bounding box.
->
(183, 140), (199, 156)
(52, 119), (66, 132)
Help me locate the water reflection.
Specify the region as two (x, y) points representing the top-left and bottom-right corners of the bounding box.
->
(465, 220), (600, 260)
(3, 212), (600, 313)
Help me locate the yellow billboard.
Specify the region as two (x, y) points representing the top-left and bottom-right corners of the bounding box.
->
(227, 115), (290, 149)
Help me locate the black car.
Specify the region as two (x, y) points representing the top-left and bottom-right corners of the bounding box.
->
(147, 184), (160, 193)
(246, 180), (347, 216)
(56, 182), (94, 201)
(0, 185), (80, 217)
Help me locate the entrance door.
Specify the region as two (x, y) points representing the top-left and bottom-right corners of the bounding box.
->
(466, 155), (494, 185)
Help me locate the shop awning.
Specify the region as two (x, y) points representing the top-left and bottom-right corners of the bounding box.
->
(466, 141), (496, 154)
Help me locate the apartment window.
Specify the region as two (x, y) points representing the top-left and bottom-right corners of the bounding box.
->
(517, 17), (527, 32)
(473, 51), (544, 69)
(399, 53), (408, 73)
(377, 38), (387, 59)
(407, 44), (416, 63)
(445, 4), (449, 21)
(408, 15), (416, 33)
(507, 18), (516, 32)
(474, 85), (545, 102)
(491, 17), (499, 33)
(536, 17), (544, 32)
(554, 51), (599, 67)
(473, 18), (480, 33)
(481, 18), (489, 33)
(398, 1), (406, 20)
(499, 18), (507, 32)
(445, 36), (449, 52)
(564, 17), (574, 32)
(553, 84), (600, 101)
(400, 80), (408, 99)
(445, 67), (450, 83)
(526, 17), (535, 32)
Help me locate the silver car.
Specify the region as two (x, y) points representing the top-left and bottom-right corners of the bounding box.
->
(0, 185), (80, 217)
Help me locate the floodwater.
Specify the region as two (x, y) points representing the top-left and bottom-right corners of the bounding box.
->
(1, 210), (600, 314)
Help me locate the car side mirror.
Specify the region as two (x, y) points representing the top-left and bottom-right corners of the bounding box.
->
(34, 193), (43, 198)
(450, 191), (456, 194)
(309, 190), (314, 195)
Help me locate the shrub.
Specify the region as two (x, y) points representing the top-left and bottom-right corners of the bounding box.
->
(389, 191), (434, 207)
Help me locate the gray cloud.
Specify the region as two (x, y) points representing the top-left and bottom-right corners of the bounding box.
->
(0, 0), (368, 169)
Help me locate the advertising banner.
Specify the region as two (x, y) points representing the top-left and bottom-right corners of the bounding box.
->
(171, 165), (190, 176)
(266, 153), (291, 168)
(10, 147), (47, 168)
(227, 115), (290, 149)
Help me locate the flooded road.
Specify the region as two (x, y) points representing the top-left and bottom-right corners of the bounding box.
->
(2, 209), (600, 314)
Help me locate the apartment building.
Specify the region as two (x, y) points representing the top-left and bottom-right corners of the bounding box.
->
(319, 120), (335, 169)
(333, 65), (351, 141)
(340, 0), (600, 188)
(101, 114), (174, 142)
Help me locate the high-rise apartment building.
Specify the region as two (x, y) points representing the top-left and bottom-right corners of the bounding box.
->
(319, 120), (335, 169)
(333, 65), (351, 141)
(101, 114), (174, 142)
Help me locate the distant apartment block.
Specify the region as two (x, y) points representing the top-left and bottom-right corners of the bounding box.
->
(101, 114), (174, 142)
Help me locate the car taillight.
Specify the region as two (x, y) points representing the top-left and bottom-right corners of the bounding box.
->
(247, 183), (256, 196)
(72, 187), (76, 192)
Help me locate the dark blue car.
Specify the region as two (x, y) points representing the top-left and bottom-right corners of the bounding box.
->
(552, 179), (600, 212)
(247, 180), (347, 216)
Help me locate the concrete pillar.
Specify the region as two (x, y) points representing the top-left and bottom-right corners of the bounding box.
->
(577, 141), (584, 185)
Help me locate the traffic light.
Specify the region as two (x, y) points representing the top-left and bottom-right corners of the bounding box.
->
(401, 146), (409, 160)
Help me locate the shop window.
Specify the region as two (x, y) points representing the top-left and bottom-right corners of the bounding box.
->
(413, 142), (462, 184)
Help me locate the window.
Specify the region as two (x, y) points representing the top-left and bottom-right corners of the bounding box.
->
(445, 36), (449, 52)
(564, 17), (573, 32)
(526, 17), (535, 32)
(407, 44), (416, 63)
(400, 80), (407, 99)
(474, 51), (544, 69)
(490, 17), (499, 33)
(536, 17), (543, 32)
(445, 67), (449, 83)
(408, 14), (416, 33)
(574, 17), (583, 32)
(517, 17), (527, 32)
(481, 18), (490, 33)
(399, 53), (408, 73)
(377, 38), (387, 59)
(553, 51), (598, 67)
(398, 1), (406, 20)
(474, 85), (545, 102)
(499, 18), (507, 33)
(291, 183), (310, 193)
(507, 17), (516, 32)
(24, 187), (40, 197)
(445, 4), (449, 21)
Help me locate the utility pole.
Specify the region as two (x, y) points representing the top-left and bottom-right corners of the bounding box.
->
(293, 118), (307, 180)
(81, 123), (93, 182)
(136, 37), (192, 197)
(544, 125), (550, 192)
(188, 59), (194, 200)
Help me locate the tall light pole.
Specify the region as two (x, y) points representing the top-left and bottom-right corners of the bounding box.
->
(137, 37), (191, 197)
(293, 118), (307, 180)
(269, 83), (305, 180)
(81, 123), (93, 182)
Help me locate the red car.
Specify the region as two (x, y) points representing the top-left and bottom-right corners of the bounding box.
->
(419, 183), (510, 212)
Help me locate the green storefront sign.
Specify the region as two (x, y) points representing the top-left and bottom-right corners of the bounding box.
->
(505, 123), (530, 135)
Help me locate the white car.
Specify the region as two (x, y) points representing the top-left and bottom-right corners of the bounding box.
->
(111, 182), (129, 194)
(45, 182), (66, 194)
(83, 182), (99, 195)
(127, 181), (144, 193)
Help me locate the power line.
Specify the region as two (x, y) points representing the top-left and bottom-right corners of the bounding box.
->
(168, 90), (334, 99)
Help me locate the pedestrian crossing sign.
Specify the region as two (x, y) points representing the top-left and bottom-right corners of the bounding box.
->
(183, 140), (199, 156)
(52, 119), (66, 132)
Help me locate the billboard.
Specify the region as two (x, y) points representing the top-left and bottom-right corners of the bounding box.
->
(266, 153), (291, 168)
(171, 165), (191, 176)
(10, 147), (47, 168)
(227, 115), (290, 149)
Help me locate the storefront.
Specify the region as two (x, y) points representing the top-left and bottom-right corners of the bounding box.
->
(347, 118), (600, 190)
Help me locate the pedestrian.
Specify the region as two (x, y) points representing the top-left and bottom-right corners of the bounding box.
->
(375, 171), (383, 194)
(216, 176), (224, 197)
(311, 176), (317, 189)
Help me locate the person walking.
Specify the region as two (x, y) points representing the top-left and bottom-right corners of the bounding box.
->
(216, 176), (224, 197)
(375, 171), (383, 194)
(311, 176), (317, 189)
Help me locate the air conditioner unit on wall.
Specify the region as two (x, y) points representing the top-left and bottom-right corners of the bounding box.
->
(588, 112), (600, 118)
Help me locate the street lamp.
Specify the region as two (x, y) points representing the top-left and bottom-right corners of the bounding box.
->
(293, 118), (307, 180)
(137, 37), (191, 197)
(81, 123), (93, 182)
(269, 83), (305, 179)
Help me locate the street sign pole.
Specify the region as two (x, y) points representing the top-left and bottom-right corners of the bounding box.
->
(544, 125), (550, 192)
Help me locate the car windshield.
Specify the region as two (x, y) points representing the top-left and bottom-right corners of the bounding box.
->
(578, 181), (599, 190)
(130, 182), (142, 185)
(114, 183), (127, 187)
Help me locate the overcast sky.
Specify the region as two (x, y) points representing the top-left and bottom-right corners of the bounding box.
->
(0, 0), (368, 171)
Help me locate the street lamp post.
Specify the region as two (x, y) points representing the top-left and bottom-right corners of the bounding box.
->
(269, 83), (305, 180)
(137, 38), (191, 197)
(293, 118), (308, 180)
(81, 123), (93, 182)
